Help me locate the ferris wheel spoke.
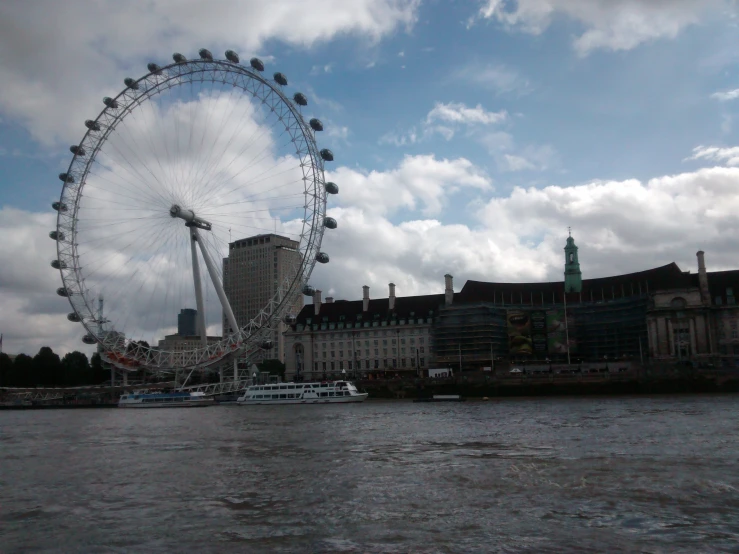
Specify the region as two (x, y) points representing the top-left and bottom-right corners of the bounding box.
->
(104, 126), (177, 207)
(185, 83), (243, 204)
(79, 218), (175, 281)
(190, 106), (288, 204)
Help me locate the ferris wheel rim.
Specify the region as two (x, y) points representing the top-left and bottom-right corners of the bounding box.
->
(54, 53), (330, 371)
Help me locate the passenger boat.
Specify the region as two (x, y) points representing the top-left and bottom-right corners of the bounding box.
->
(118, 390), (214, 408)
(237, 380), (368, 405)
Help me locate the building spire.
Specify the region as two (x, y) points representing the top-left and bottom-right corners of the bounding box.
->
(564, 231), (582, 293)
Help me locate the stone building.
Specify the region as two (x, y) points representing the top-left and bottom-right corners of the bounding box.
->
(222, 233), (303, 364)
(647, 251), (739, 367)
(283, 235), (739, 378)
(283, 283), (440, 381)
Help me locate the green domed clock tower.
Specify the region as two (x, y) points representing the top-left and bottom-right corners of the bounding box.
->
(564, 229), (582, 293)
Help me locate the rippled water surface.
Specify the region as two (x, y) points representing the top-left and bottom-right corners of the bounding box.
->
(2, 396), (739, 553)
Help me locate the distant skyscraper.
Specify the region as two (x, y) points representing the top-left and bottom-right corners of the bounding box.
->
(177, 308), (197, 336)
(223, 234), (303, 363)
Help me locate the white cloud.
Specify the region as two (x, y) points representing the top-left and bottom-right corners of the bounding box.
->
(0, 0), (419, 145)
(687, 145), (739, 166)
(471, 0), (728, 55)
(426, 102), (507, 126)
(711, 88), (739, 101)
(481, 131), (558, 172)
(311, 165), (739, 310)
(380, 101), (507, 146)
(328, 154), (492, 216)
(454, 63), (531, 95)
(310, 63), (333, 75)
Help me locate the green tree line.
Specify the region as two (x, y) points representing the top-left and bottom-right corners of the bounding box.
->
(0, 347), (109, 387)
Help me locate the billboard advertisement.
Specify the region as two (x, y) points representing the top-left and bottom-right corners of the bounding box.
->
(507, 308), (576, 356)
(546, 309), (577, 354)
(506, 310), (532, 355)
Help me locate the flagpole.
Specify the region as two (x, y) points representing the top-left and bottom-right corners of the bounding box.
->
(564, 287), (571, 365)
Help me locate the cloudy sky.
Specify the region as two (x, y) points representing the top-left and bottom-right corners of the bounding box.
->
(2, 0), (739, 356)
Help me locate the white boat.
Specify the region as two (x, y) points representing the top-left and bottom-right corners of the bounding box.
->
(118, 390), (214, 408)
(237, 380), (368, 405)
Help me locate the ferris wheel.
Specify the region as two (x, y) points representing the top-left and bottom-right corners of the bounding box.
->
(51, 48), (337, 372)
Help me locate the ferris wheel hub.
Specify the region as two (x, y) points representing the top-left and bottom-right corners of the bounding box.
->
(169, 204), (212, 231)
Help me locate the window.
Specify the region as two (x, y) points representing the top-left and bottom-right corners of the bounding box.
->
(374, 360), (379, 368)
(322, 362), (327, 370)
(420, 338), (425, 345)
(331, 351), (335, 358)
(339, 351), (344, 358)
(331, 362), (335, 370)
(383, 339), (388, 346)
(401, 358), (406, 367)
(348, 361), (353, 370)
(366, 360), (371, 369)
(420, 347), (425, 353)
(374, 348), (379, 355)
(392, 339), (396, 345)
(420, 358), (425, 366)
(410, 338), (416, 345)
(401, 338), (406, 344)
(374, 339), (379, 346)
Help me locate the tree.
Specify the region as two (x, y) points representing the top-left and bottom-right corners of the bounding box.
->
(61, 351), (90, 386)
(90, 352), (108, 384)
(10, 354), (33, 387)
(257, 359), (285, 380)
(32, 347), (62, 386)
(0, 353), (12, 387)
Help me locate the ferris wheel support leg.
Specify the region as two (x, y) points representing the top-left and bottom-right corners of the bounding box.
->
(190, 229), (208, 349)
(192, 227), (240, 338)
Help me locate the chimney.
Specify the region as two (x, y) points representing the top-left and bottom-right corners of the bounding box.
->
(313, 290), (322, 315)
(363, 285), (370, 312)
(326, 297), (334, 303)
(697, 251), (710, 305)
(388, 283), (396, 311)
(445, 274), (454, 306)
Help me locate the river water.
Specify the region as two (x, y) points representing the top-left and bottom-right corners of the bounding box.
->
(1, 396), (739, 553)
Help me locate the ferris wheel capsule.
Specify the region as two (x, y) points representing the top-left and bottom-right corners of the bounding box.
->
(147, 63), (162, 75)
(316, 252), (329, 264)
(123, 77), (139, 90)
(325, 182), (339, 194)
(67, 312), (81, 322)
(273, 72), (287, 86)
(250, 57), (265, 71)
(309, 118), (323, 131)
(69, 145), (86, 156)
(293, 93), (308, 106)
(173, 53), (187, 63)
(57, 287), (70, 297)
(324, 217), (337, 229)
(199, 48), (213, 61)
(225, 50), (240, 63)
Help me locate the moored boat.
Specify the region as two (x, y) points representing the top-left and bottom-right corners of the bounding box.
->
(237, 380), (368, 405)
(118, 390), (214, 408)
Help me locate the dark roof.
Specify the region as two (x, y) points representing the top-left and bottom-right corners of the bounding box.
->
(700, 269), (739, 305)
(295, 293), (452, 325)
(295, 264), (739, 325)
(458, 263), (691, 305)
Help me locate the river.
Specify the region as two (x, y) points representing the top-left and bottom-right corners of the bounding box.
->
(1, 395), (738, 552)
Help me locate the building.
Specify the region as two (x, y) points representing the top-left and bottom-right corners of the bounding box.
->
(283, 235), (739, 378)
(177, 308), (197, 337)
(222, 233), (303, 364)
(157, 334), (221, 367)
(646, 250), (739, 368)
(284, 284), (436, 381)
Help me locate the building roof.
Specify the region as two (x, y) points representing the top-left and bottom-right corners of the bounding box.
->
(458, 263), (691, 305)
(293, 263), (739, 325)
(294, 293), (451, 326)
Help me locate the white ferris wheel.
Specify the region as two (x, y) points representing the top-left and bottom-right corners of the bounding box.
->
(51, 49), (337, 373)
